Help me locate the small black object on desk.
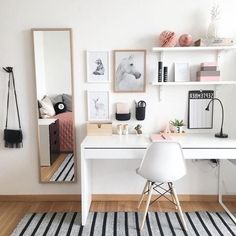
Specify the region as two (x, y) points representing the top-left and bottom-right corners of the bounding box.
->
(205, 98), (228, 138)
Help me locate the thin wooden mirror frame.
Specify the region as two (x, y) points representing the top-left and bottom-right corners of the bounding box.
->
(31, 28), (77, 184)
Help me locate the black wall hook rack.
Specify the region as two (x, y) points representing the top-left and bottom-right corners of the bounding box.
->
(3, 67), (13, 73)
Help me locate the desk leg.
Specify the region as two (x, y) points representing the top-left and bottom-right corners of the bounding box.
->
(218, 159), (236, 224)
(81, 148), (92, 226)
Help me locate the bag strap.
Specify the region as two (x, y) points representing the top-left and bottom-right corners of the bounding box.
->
(4, 67), (21, 129)
(5, 72), (11, 129)
(11, 70), (22, 129)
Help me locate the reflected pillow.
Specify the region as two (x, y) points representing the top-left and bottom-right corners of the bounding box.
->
(39, 96), (56, 118)
(37, 100), (42, 118)
(50, 94), (63, 105)
(62, 94), (72, 111)
(54, 102), (67, 114)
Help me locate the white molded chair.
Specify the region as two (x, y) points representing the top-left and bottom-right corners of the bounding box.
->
(136, 141), (187, 230)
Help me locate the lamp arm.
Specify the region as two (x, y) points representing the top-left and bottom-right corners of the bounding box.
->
(218, 98), (224, 135)
(206, 98), (224, 135)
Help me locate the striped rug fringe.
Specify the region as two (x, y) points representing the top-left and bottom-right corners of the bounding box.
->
(50, 153), (74, 182)
(11, 211), (236, 235)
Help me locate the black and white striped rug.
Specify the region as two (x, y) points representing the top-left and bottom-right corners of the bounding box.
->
(11, 211), (236, 235)
(50, 153), (74, 182)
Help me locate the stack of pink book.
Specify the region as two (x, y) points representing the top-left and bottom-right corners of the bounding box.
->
(197, 62), (220, 82)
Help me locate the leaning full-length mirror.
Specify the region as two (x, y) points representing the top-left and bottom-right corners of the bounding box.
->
(220, 159), (236, 220)
(32, 29), (76, 182)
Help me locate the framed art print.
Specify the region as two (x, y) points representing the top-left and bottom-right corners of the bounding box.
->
(114, 50), (146, 92)
(174, 63), (190, 82)
(87, 51), (109, 83)
(87, 91), (110, 121)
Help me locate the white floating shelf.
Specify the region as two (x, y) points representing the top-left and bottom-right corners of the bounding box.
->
(152, 81), (236, 86)
(152, 46), (236, 52)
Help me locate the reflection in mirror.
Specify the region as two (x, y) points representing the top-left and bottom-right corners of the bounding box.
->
(32, 29), (76, 183)
(220, 159), (236, 221)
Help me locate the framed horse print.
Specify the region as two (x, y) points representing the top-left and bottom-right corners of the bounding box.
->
(114, 50), (146, 92)
(87, 51), (109, 83)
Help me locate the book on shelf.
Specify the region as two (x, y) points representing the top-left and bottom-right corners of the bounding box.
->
(197, 71), (220, 76)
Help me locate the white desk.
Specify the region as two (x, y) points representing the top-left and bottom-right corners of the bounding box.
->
(80, 133), (236, 225)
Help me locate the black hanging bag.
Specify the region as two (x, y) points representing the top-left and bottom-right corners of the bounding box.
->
(3, 67), (23, 148)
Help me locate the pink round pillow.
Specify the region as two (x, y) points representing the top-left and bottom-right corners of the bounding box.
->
(159, 31), (177, 47)
(178, 34), (193, 47)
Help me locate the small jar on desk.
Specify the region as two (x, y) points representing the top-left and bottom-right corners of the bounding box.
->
(116, 124), (123, 135)
(123, 124), (129, 135)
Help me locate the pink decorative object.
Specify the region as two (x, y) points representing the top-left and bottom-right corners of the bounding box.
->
(178, 34), (193, 47)
(159, 31), (177, 47)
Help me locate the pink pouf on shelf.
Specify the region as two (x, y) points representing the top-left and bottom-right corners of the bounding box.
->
(159, 31), (177, 47)
(178, 34), (193, 47)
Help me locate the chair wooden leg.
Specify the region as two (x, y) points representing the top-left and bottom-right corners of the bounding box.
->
(168, 182), (178, 209)
(140, 183), (153, 230)
(171, 183), (187, 231)
(137, 180), (149, 209)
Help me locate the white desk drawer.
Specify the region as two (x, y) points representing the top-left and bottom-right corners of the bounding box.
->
(84, 148), (146, 160)
(183, 149), (236, 159)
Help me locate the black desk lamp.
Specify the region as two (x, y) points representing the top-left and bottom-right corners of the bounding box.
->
(205, 98), (228, 138)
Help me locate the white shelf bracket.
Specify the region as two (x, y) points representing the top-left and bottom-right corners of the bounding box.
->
(216, 49), (227, 66)
(156, 51), (164, 101)
(158, 51), (164, 61)
(215, 84), (220, 94)
(158, 85), (163, 101)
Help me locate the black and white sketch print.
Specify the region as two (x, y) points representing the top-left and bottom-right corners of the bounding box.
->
(87, 51), (109, 82)
(114, 50), (146, 92)
(87, 91), (109, 121)
(93, 58), (105, 75)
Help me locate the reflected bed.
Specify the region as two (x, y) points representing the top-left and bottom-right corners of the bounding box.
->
(54, 112), (73, 152)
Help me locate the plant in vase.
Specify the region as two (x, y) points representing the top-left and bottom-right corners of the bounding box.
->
(207, 3), (221, 40)
(170, 119), (184, 133)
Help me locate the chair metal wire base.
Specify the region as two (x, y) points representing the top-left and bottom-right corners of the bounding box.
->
(147, 182), (177, 206)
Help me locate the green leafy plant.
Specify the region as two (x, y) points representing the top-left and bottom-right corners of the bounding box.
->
(170, 119), (184, 127)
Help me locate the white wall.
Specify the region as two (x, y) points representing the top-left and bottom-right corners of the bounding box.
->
(34, 31), (72, 100)
(34, 31), (46, 100)
(43, 31), (72, 96)
(0, 0), (236, 195)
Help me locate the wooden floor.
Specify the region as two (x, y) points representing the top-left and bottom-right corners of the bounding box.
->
(40, 153), (67, 182)
(1, 200), (236, 236)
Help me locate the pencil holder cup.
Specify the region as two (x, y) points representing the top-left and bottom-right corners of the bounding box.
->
(116, 124), (123, 135)
(123, 124), (129, 135)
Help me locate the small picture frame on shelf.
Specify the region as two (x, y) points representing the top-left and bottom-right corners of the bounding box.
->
(114, 50), (146, 92)
(87, 91), (110, 121)
(174, 63), (190, 82)
(86, 51), (109, 83)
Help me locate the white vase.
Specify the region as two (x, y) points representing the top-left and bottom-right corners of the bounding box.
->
(174, 126), (183, 134)
(207, 19), (221, 39)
